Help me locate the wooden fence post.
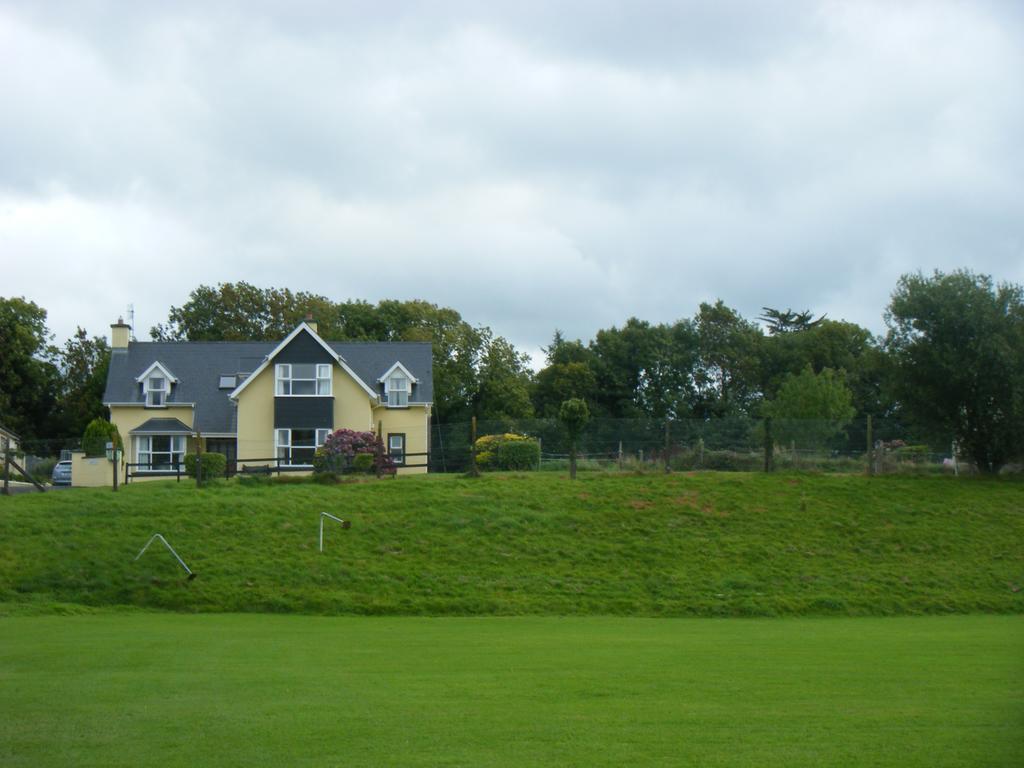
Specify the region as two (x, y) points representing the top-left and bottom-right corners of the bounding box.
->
(377, 420), (384, 478)
(2, 449), (9, 496)
(469, 416), (479, 477)
(195, 436), (203, 488)
(866, 415), (874, 477)
(664, 419), (671, 474)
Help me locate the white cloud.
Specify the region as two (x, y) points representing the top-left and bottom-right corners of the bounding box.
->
(1, 0), (1022, 350)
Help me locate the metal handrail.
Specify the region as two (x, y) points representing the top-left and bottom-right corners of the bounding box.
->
(134, 533), (196, 580)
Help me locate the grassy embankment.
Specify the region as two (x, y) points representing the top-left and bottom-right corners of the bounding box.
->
(1, 472), (1021, 616)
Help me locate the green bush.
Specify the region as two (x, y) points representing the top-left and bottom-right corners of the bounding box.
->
(475, 433), (540, 471)
(82, 419), (122, 457)
(498, 438), (541, 470)
(184, 452), (228, 481)
(352, 453), (375, 473)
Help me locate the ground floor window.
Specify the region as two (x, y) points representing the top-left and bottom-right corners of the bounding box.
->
(275, 428), (330, 466)
(136, 435), (186, 471)
(388, 433), (405, 465)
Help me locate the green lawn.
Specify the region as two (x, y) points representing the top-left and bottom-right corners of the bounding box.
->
(1, 472), (1022, 616)
(1, 613), (1021, 767)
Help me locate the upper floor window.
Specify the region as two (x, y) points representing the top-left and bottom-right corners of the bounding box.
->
(388, 374), (409, 407)
(145, 375), (167, 407)
(137, 361), (176, 406)
(276, 363), (331, 396)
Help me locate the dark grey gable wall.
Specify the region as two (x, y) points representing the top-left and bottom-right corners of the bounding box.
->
(274, 330), (336, 365)
(273, 329), (336, 430)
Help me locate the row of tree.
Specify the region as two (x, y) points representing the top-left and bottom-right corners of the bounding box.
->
(0, 297), (110, 445)
(531, 271), (1024, 472)
(2, 269), (1021, 471)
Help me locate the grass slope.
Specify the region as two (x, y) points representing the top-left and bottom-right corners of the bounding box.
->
(1, 472), (1022, 616)
(1, 614), (1021, 767)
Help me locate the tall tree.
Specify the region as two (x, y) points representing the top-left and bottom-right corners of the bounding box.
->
(763, 365), (856, 449)
(151, 283), (336, 341)
(589, 318), (700, 419)
(694, 300), (762, 417)
(532, 332), (599, 417)
(885, 270), (1024, 473)
(474, 335), (534, 421)
(0, 297), (61, 439)
(758, 307), (826, 335)
(55, 328), (111, 437)
(757, 319), (882, 412)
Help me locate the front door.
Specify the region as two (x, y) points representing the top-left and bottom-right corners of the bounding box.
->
(206, 438), (238, 476)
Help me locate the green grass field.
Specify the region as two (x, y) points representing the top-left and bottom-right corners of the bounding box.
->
(1, 613), (1021, 767)
(3, 473), (1023, 765)
(1, 472), (1022, 616)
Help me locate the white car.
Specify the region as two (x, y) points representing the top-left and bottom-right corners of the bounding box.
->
(51, 460), (72, 486)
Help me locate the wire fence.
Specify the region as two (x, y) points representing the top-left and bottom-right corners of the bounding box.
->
(430, 416), (961, 476)
(1, 416), (970, 491)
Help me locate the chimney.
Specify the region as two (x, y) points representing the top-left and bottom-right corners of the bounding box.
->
(111, 317), (131, 349)
(305, 312), (318, 334)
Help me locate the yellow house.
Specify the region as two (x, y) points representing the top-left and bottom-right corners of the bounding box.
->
(103, 318), (432, 480)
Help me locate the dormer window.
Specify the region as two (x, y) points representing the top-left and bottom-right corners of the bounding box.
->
(137, 361), (177, 407)
(379, 362), (417, 408)
(146, 376), (167, 407)
(388, 374), (409, 407)
(276, 364), (331, 396)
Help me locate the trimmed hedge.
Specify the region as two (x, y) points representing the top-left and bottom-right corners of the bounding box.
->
(475, 433), (540, 471)
(184, 452), (228, 481)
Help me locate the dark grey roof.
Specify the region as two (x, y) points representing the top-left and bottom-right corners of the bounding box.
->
(130, 417), (194, 435)
(329, 342), (434, 404)
(104, 334), (433, 435)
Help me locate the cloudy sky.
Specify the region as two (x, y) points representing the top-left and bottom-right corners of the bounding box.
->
(2, 0), (1022, 363)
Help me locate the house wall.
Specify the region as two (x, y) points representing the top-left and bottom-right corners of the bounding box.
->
(110, 405), (195, 440)
(332, 367), (375, 432)
(235, 366), (276, 466)
(237, 359), (381, 467)
(109, 405), (199, 466)
(375, 404), (431, 475)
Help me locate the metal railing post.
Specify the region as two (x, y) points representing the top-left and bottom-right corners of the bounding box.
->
(319, 512), (351, 552)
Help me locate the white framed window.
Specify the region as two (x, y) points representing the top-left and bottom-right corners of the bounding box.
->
(276, 364), (331, 396)
(136, 435), (186, 471)
(388, 433), (405, 465)
(275, 428), (330, 466)
(388, 374), (409, 407)
(145, 375), (167, 407)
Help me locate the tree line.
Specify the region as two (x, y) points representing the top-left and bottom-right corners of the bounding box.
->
(2, 269), (1021, 472)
